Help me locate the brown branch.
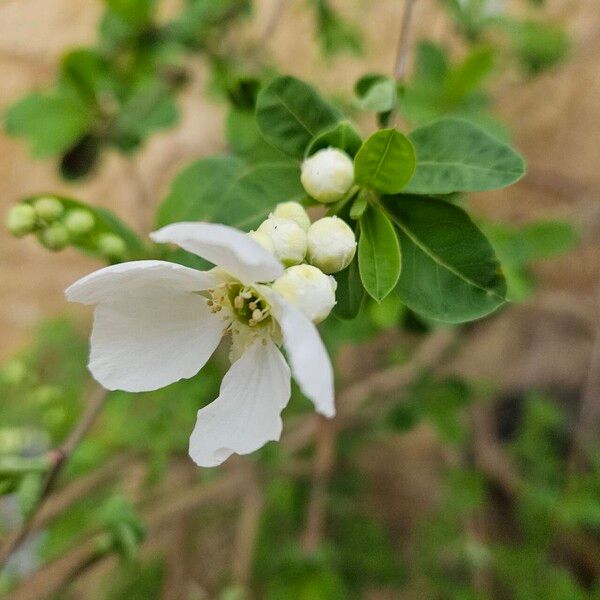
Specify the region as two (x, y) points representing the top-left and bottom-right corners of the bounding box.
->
(569, 285), (600, 473)
(231, 470), (264, 585)
(7, 331), (457, 598)
(0, 386), (108, 568)
(300, 416), (338, 553)
(259, 0), (289, 46)
(393, 0), (418, 83)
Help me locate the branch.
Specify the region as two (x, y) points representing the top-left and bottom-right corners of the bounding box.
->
(0, 385), (108, 568)
(300, 416), (338, 553)
(232, 469), (264, 585)
(393, 0), (418, 82)
(259, 0), (289, 46)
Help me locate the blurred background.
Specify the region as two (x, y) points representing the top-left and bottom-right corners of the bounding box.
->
(0, 0), (599, 598)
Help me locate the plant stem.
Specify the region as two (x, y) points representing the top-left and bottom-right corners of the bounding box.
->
(0, 386), (108, 568)
(393, 0), (418, 83)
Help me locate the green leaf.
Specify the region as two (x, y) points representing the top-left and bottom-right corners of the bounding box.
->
(5, 92), (92, 158)
(305, 120), (363, 157)
(414, 41), (448, 87)
(256, 75), (342, 159)
(354, 129), (416, 194)
(444, 47), (494, 107)
(333, 254), (364, 319)
(111, 79), (178, 151)
(358, 205), (401, 301)
(225, 109), (288, 164)
(106, 0), (156, 25)
(219, 162), (305, 230)
(157, 157), (303, 232)
(156, 156), (244, 226)
(405, 118), (525, 194)
(481, 220), (579, 267)
(383, 195), (506, 323)
(354, 74), (397, 113)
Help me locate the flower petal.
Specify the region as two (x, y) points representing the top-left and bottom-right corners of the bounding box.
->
(89, 292), (224, 392)
(261, 287), (335, 418)
(66, 260), (226, 392)
(150, 222), (283, 285)
(66, 260), (219, 305)
(189, 340), (291, 467)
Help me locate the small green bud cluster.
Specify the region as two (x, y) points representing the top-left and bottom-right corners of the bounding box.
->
(5, 198), (127, 261)
(250, 200), (357, 323)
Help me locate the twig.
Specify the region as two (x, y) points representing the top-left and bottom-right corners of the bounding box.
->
(259, 0), (289, 46)
(0, 386), (108, 568)
(300, 416), (338, 553)
(569, 285), (600, 473)
(393, 0), (418, 83)
(232, 470), (264, 585)
(7, 331), (457, 598)
(124, 157), (153, 235)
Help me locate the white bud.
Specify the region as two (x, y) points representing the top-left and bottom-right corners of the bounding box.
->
(272, 265), (337, 323)
(248, 230), (275, 254)
(301, 147), (354, 204)
(257, 217), (307, 267)
(272, 201), (311, 231)
(307, 216), (357, 274)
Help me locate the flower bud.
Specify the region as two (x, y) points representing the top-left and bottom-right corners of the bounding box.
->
(248, 230), (275, 254)
(97, 233), (127, 260)
(64, 209), (95, 236)
(307, 216), (356, 274)
(257, 217), (307, 267)
(272, 264), (337, 323)
(301, 147), (354, 204)
(32, 197), (64, 222)
(272, 201), (311, 231)
(6, 204), (36, 237)
(38, 223), (69, 251)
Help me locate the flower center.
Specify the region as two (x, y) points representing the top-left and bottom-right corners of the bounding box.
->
(208, 282), (271, 328)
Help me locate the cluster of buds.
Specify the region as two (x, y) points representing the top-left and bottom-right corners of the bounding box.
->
(251, 201), (357, 325)
(5, 197), (126, 261)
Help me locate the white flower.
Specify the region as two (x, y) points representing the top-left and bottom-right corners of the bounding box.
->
(65, 222), (335, 467)
(272, 201), (311, 232)
(272, 265), (336, 323)
(257, 217), (307, 266)
(301, 147), (354, 204)
(307, 216), (357, 274)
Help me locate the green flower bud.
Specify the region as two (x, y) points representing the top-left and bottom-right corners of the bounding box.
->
(272, 201), (311, 231)
(32, 197), (64, 222)
(272, 264), (337, 323)
(38, 223), (70, 251)
(0, 359), (27, 386)
(6, 204), (36, 237)
(257, 217), (307, 267)
(64, 209), (95, 236)
(97, 233), (127, 260)
(307, 216), (356, 274)
(301, 148), (354, 204)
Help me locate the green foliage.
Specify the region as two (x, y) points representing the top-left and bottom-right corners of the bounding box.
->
(332, 256), (364, 320)
(5, 92), (92, 158)
(305, 121), (362, 158)
(482, 219), (579, 300)
(354, 129), (416, 194)
(405, 118), (525, 194)
(358, 205), (401, 302)
(310, 0), (362, 57)
(383, 195), (506, 323)
(353, 74), (397, 113)
(256, 76), (342, 159)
